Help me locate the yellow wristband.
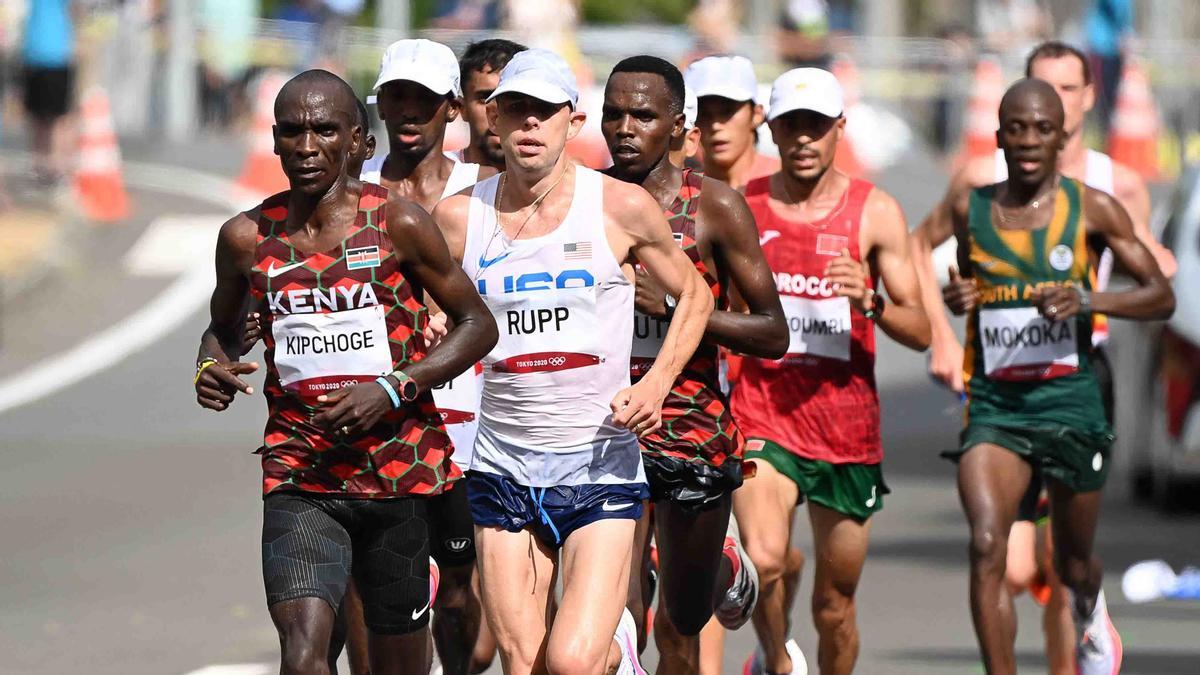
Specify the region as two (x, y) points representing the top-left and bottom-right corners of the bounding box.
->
(194, 358), (219, 384)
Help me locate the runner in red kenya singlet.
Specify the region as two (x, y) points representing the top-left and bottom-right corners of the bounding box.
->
(600, 56), (788, 674)
(193, 70), (497, 675)
(730, 68), (931, 675)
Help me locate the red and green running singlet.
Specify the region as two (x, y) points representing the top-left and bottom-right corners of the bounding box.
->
(249, 183), (460, 497)
(631, 169), (744, 469)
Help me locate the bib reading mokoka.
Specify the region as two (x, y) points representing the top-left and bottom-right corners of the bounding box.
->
(980, 306), (1078, 380)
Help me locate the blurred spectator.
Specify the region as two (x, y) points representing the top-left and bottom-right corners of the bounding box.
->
(272, 0), (320, 69)
(932, 23), (974, 156)
(976, 0), (1053, 56)
(776, 0), (830, 69)
(22, 0), (76, 184)
(430, 0), (501, 30)
(1085, 0), (1132, 137)
(687, 0), (740, 57)
(197, 0), (259, 130)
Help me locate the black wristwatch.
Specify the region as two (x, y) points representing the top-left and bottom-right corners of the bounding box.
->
(663, 294), (677, 320)
(390, 370), (420, 402)
(862, 290), (885, 320)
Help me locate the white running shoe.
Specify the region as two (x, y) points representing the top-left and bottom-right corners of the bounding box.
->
(716, 514), (760, 630)
(1075, 589), (1123, 675)
(742, 639), (808, 675)
(613, 607), (647, 675)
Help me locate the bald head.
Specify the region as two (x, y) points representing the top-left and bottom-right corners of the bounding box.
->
(275, 69), (360, 127)
(998, 77), (1064, 128)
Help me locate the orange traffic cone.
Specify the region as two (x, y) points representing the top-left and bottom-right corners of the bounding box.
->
(958, 57), (1005, 166)
(238, 70), (290, 196)
(1107, 60), (1160, 180)
(74, 85), (130, 223)
(831, 55), (867, 177)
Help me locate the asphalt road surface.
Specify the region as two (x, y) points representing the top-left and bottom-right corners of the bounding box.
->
(1, 148), (1197, 675)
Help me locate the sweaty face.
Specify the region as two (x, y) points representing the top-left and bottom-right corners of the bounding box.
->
(1029, 56), (1093, 137)
(768, 109), (842, 182)
(273, 89), (360, 195)
(463, 67), (505, 164)
(998, 92), (1066, 187)
(695, 96), (759, 169)
(490, 93), (579, 173)
(376, 80), (457, 158)
(601, 72), (683, 178)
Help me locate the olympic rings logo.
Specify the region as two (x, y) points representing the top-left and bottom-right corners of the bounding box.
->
(548, 356), (567, 367)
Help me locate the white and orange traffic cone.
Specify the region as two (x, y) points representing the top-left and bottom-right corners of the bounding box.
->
(1107, 60), (1160, 180)
(237, 70), (290, 197)
(957, 57), (1005, 168)
(831, 55), (867, 177)
(74, 85), (130, 223)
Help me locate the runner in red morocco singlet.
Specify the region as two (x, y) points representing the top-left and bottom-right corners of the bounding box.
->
(193, 69), (497, 675)
(600, 55), (788, 675)
(432, 48), (714, 675)
(731, 68), (931, 675)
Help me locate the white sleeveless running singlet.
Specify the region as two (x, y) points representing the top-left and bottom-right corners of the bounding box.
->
(462, 167), (643, 487)
(994, 148), (1116, 345)
(359, 157), (484, 468)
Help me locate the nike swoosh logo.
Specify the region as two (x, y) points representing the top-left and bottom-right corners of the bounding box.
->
(759, 230), (781, 247)
(267, 261), (306, 278)
(478, 251), (512, 270)
(600, 499), (634, 512)
(865, 485), (877, 508)
(411, 599), (431, 621)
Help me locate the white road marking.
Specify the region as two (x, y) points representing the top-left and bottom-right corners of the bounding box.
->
(181, 665), (271, 675)
(0, 160), (259, 414)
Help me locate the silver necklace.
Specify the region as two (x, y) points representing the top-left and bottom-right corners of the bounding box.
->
(474, 168), (567, 281)
(995, 178), (1058, 225)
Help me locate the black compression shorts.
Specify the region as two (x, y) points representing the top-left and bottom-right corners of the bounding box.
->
(261, 492), (431, 635)
(428, 482), (476, 567)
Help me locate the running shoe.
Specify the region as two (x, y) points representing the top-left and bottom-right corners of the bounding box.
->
(742, 639), (808, 675)
(613, 607), (648, 675)
(1075, 589), (1123, 675)
(716, 514), (759, 630)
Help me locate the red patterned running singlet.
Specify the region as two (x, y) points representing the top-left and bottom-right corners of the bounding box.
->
(631, 169), (744, 469)
(249, 183), (460, 497)
(731, 176), (882, 464)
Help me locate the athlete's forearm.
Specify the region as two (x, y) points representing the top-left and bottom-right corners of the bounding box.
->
(197, 326), (238, 364)
(909, 233), (958, 346)
(400, 312), (497, 392)
(1090, 283), (1174, 321)
(875, 302), (931, 352)
(704, 308), (788, 358)
(644, 278), (715, 388)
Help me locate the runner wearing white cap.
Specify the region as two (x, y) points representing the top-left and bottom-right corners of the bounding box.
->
(668, 85), (701, 169)
(684, 55), (780, 190)
(733, 68), (930, 675)
(363, 38), (498, 675)
(457, 39), (529, 170)
(432, 47), (714, 675)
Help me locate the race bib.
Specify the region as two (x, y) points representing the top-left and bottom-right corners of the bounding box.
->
(979, 306), (1078, 381)
(272, 304), (393, 396)
(486, 285), (602, 374)
(430, 366), (482, 426)
(630, 310), (670, 374)
(781, 295), (851, 361)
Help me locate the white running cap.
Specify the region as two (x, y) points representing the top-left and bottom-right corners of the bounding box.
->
(373, 39), (461, 96)
(767, 67), (844, 121)
(487, 48), (579, 108)
(684, 55), (758, 103)
(683, 85), (698, 129)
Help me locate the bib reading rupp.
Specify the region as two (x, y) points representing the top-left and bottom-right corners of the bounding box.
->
(631, 169), (743, 485)
(249, 183), (460, 497)
(962, 178), (1108, 433)
(731, 176), (882, 464)
(462, 167), (643, 487)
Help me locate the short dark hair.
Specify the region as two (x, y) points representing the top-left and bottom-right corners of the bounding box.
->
(459, 39), (527, 87)
(608, 55), (685, 117)
(1025, 41), (1092, 85)
(355, 97), (370, 130)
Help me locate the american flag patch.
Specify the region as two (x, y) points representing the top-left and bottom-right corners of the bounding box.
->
(563, 241), (592, 260)
(346, 245), (382, 270)
(816, 234), (848, 257)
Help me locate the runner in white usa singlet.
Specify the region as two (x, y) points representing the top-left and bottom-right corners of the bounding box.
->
(462, 167), (643, 487)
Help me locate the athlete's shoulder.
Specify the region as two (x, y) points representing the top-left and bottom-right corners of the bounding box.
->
(219, 207), (260, 246)
(600, 169), (659, 217)
(1080, 181), (1124, 219)
(861, 183), (907, 232)
(698, 174), (753, 215)
(385, 192), (436, 231)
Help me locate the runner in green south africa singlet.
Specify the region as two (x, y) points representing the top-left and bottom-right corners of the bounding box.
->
(955, 178), (1114, 492)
